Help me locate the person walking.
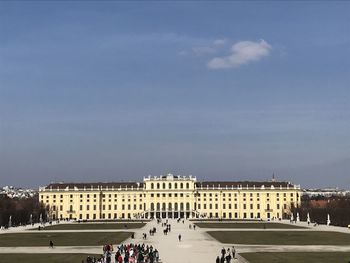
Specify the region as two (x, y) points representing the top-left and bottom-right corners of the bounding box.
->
(178, 234), (182, 242)
(216, 256), (220, 263)
(49, 240), (54, 248)
(221, 247), (226, 257)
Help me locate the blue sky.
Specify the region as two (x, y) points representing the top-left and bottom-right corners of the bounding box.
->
(0, 2), (349, 188)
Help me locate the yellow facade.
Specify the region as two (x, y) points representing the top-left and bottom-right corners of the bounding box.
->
(39, 174), (301, 220)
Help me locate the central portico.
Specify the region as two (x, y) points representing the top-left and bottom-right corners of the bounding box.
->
(143, 174), (197, 219)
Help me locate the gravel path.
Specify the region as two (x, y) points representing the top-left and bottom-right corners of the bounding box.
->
(1, 219), (350, 263)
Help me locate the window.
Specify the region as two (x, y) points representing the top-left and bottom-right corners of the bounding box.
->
(169, 183), (172, 189)
(175, 183), (178, 189)
(163, 183), (166, 189)
(151, 183), (154, 189)
(186, 183), (189, 189)
(180, 183), (183, 189)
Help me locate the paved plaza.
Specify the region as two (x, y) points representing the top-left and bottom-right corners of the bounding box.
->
(1, 219), (350, 262)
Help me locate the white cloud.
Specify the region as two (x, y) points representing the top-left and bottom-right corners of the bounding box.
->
(192, 46), (216, 55)
(213, 39), (227, 46)
(191, 39), (227, 56)
(207, 39), (272, 69)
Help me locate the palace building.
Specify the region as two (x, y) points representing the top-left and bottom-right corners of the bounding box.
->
(39, 174), (301, 221)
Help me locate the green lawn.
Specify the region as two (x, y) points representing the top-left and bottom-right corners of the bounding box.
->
(0, 254), (101, 263)
(241, 252), (350, 263)
(208, 231), (350, 245)
(41, 222), (145, 230)
(0, 232), (132, 246)
(195, 222), (306, 229)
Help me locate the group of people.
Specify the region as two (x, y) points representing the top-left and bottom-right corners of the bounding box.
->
(215, 247), (236, 263)
(114, 243), (160, 263)
(84, 255), (106, 263)
(83, 243), (160, 263)
(188, 224), (196, 230)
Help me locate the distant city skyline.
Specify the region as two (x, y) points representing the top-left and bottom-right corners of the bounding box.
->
(0, 2), (349, 188)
